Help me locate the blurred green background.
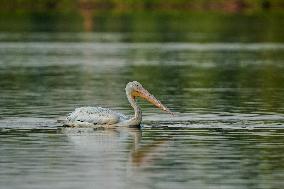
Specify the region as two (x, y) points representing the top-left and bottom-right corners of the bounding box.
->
(1, 0), (284, 12)
(0, 0), (283, 41)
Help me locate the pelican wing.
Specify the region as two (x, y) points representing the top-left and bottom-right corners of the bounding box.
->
(66, 107), (127, 126)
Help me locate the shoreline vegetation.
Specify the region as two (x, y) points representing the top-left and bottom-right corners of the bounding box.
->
(0, 0), (284, 13)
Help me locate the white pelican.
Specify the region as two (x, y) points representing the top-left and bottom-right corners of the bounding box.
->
(63, 81), (172, 127)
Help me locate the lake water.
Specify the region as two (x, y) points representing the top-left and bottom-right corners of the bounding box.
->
(0, 12), (284, 189)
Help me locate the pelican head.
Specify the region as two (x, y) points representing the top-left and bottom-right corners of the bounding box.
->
(126, 81), (173, 114)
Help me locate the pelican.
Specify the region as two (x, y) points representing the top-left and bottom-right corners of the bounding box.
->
(63, 81), (173, 127)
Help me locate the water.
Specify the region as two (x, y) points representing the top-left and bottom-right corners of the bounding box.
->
(0, 12), (284, 189)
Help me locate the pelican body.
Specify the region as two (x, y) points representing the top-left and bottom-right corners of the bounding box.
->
(63, 81), (172, 127)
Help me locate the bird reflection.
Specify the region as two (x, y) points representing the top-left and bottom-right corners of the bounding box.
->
(60, 126), (171, 167)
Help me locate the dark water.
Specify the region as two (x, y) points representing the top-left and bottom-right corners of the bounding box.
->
(1, 12), (284, 189)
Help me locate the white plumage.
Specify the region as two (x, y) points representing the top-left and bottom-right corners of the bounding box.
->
(65, 107), (127, 126)
(62, 81), (172, 127)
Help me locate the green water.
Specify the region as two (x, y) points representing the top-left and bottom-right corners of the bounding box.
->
(0, 12), (284, 189)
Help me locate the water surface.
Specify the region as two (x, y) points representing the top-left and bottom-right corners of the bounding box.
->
(0, 12), (284, 189)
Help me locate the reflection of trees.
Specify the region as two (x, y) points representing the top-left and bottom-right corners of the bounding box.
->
(90, 12), (284, 43)
(1, 44), (284, 117)
(80, 8), (94, 32)
(1, 47), (284, 117)
(1, 12), (284, 116)
(1, 11), (284, 43)
(0, 12), (82, 32)
(119, 46), (284, 114)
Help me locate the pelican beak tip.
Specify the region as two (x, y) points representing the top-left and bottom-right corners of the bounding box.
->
(163, 107), (174, 116)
